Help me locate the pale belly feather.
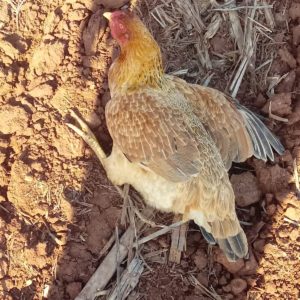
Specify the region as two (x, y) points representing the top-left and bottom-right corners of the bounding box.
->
(103, 146), (187, 213)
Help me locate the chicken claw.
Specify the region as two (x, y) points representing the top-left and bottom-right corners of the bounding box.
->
(66, 109), (107, 162)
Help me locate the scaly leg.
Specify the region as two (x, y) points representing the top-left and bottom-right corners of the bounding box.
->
(66, 109), (127, 197)
(66, 109), (107, 163)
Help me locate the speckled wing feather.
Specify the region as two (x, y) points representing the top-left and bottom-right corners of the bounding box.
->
(168, 76), (255, 169)
(168, 75), (284, 168)
(105, 90), (219, 182)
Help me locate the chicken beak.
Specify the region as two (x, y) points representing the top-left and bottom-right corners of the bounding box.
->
(103, 12), (112, 21)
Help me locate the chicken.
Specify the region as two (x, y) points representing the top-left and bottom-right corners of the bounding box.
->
(68, 10), (284, 262)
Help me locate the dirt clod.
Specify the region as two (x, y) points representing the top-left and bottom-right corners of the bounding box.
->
(289, 2), (300, 20)
(66, 282), (82, 299)
(193, 249), (208, 270)
(215, 249), (245, 273)
(30, 40), (66, 76)
(0, 105), (29, 134)
(230, 278), (247, 295)
(278, 48), (297, 69)
(28, 83), (54, 98)
(231, 172), (262, 207)
(262, 93), (292, 116)
(52, 125), (85, 159)
(285, 206), (300, 222)
(292, 25), (300, 46)
(253, 161), (291, 193)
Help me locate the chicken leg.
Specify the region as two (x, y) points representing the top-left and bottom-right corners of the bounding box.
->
(66, 109), (107, 162)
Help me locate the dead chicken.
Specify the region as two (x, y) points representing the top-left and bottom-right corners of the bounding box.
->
(68, 10), (284, 261)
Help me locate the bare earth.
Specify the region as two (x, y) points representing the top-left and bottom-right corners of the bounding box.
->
(0, 0), (299, 299)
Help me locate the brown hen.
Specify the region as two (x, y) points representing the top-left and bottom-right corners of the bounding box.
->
(70, 10), (284, 261)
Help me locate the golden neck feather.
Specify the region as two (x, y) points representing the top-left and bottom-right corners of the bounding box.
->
(108, 28), (164, 95)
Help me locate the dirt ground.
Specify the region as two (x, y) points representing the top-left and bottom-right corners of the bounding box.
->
(0, 0), (299, 299)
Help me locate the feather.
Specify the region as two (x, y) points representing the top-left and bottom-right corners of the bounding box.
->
(217, 230), (248, 262)
(237, 105), (285, 161)
(199, 226), (216, 245)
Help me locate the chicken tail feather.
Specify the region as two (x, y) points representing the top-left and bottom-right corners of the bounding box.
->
(237, 105), (285, 161)
(199, 226), (216, 245)
(217, 230), (248, 262)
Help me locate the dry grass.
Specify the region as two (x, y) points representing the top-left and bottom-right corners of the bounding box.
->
(139, 0), (280, 99)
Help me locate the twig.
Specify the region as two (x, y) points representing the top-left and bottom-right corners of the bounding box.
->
(293, 158), (300, 197)
(263, 0), (275, 29)
(134, 220), (186, 247)
(169, 215), (188, 263)
(120, 184), (130, 226)
(188, 274), (222, 300)
(0, 203), (10, 214)
(268, 101), (289, 123)
(132, 206), (164, 228)
(75, 227), (135, 300)
(266, 73), (289, 97)
(211, 4), (273, 11)
(108, 258), (144, 300)
(229, 0), (257, 98)
(225, 0), (244, 53)
(98, 233), (116, 259)
(284, 217), (299, 227)
(115, 227), (121, 300)
(4, 0), (26, 31)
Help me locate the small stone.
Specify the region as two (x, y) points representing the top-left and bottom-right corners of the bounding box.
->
(223, 284), (232, 293)
(68, 10), (86, 21)
(196, 272), (208, 287)
(230, 172), (262, 207)
(266, 204), (276, 215)
(214, 249), (245, 273)
(230, 278), (247, 295)
(193, 249), (207, 270)
(278, 229), (289, 238)
(86, 111), (101, 129)
(238, 251), (258, 276)
(288, 100), (300, 125)
(219, 275), (227, 286)
(253, 239), (265, 252)
(290, 229), (299, 241)
(289, 2), (300, 20)
(33, 123), (42, 131)
(278, 48), (296, 69)
(31, 161), (44, 172)
(254, 93), (267, 108)
(223, 294), (234, 300)
(66, 282), (82, 299)
(265, 282), (276, 294)
(293, 25), (300, 46)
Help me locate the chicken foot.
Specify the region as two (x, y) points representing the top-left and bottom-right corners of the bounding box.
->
(66, 109), (107, 162)
(66, 110), (129, 199)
